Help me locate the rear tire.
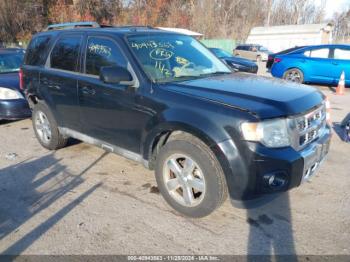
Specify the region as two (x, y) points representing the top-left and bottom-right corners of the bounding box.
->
(283, 68), (304, 83)
(155, 133), (228, 218)
(32, 103), (68, 150)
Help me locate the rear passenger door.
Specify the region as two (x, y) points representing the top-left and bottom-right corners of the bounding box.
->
(40, 34), (83, 130)
(304, 47), (332, 84)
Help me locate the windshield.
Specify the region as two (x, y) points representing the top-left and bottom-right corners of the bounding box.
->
(127, 34), (231, 83)
(211, 48), (232, 58)
(0, 53), (24, 73)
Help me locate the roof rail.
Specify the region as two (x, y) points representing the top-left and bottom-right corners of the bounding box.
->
(46, 22), (100, 31)
(114, 25), (155, 30)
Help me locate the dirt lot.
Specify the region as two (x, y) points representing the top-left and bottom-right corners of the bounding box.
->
(0, 71), (349, 256)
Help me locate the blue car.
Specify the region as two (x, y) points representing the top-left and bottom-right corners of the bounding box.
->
(271, 44), (350, 86)
(209, 48), (258, 74)
(0, 48), (31, 120)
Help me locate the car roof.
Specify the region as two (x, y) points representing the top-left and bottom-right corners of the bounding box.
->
(295, 44), (350, 52)
(33, 26), (182, 38)
(308, 44), (350, 48)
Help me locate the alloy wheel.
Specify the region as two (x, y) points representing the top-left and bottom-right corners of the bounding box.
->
(35, 111), (52, 144)
(285, 70), (302, 83)
(163, 154), (206, 207)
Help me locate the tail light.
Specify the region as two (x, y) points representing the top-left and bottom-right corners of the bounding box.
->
(19, 68), (24, 90)
(274, 58), (282, 63)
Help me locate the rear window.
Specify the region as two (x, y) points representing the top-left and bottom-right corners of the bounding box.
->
(50, 36), (82, 72)
(25, 35), (51, 66)
(0, 53), (24, 73)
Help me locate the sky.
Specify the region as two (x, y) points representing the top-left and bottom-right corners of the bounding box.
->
(322, 0), (350, 18)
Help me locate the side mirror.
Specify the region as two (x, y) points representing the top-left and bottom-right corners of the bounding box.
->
(100, 66), (133, 84)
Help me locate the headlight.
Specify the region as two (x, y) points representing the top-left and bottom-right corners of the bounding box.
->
(241, 118), (290, 148)
(0, 87), (23, 100)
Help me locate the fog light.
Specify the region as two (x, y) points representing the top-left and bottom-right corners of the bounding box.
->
(263, 172), (287, 190)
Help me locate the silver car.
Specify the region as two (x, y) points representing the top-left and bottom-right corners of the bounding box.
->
(233, 44), (271, 62)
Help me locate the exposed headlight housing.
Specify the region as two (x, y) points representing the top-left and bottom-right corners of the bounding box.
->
(0, 87), (24, 100)
(241, 118), (290, 148)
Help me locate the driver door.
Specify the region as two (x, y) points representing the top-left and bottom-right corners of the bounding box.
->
(78, 35), (148, 153)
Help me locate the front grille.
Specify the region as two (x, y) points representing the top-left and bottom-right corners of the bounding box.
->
(292, 104), (326, 150)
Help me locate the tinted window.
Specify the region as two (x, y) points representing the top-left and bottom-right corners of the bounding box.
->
(308, 48), (329, 59)
(51, 36), (82, 71)
(333, 48), (350, 60)
(236, 46), (243, 50)
(85, 37), (126, 76)
(25, 36), (51, 66)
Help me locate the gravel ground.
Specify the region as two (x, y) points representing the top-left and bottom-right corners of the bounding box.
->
(0, 67), (349, 256)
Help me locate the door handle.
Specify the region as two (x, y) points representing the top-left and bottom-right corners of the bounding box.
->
(332, 62), (339, 65)
(48, 84), (61, 90)
(81, 86), (96, 96)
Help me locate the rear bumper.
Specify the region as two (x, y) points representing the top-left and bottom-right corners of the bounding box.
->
(214, 126), (331, 201)
(0, 99), (31, 120)
(270, 64), (284, 78)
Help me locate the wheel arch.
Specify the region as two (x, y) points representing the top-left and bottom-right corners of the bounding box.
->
(143, 121), (221, 170)
(142, 107), (232, 170)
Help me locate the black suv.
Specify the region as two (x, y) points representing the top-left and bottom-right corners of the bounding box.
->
(22, 22), (331, 217)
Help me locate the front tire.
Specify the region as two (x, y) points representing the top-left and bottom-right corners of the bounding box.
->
(283, 68), (304, 83)
(155, 134), (228, 218)
(32, 103), (68, 150)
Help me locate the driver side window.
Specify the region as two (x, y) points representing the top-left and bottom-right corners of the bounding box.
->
(85, 37), (126, 76)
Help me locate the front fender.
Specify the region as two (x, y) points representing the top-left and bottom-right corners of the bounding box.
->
(141, 107), (232, 161)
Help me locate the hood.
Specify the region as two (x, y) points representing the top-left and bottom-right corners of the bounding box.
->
(163, 73), (324, 119)
(0, 72), (20, 90)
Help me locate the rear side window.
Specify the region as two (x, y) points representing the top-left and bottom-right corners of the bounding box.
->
(306, 48), (329, 59)
(236, 46), (243, 50)
(333, 48), (350, 60)
(25, 36), (51, 66)
(50, 36), (82, 72)
(85, 37), (126, 76)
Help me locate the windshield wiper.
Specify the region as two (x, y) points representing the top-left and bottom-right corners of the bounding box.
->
(199, 71), (232, 77)
(154, 71), (231, 83)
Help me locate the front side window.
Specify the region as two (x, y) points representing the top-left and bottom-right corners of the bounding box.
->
(50, 36), (82, 72)
(127, 34), (230, 83)
(85, 37), (126, 76)
(333, 48), (350, 60)
(0, 53), (24, 73)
